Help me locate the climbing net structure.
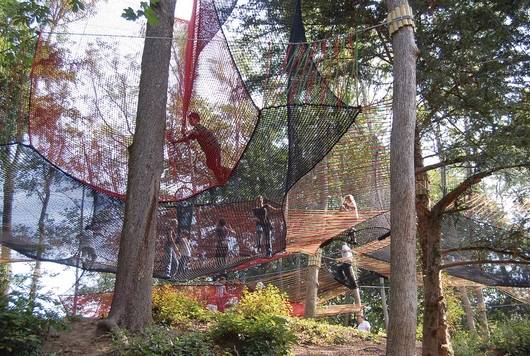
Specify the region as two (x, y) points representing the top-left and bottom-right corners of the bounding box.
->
(1, 0), (528, 298)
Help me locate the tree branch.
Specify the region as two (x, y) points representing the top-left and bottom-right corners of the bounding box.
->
(415, 154), (480, 174)
(442, 246), (529, 260)
(441, 259), (530, 270)
(431, 164), (530, 216)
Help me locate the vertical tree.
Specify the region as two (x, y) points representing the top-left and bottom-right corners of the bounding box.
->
(385, 1), (418, 355)
(102, 0), (177, 331)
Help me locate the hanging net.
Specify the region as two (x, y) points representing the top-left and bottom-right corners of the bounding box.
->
(1, 0), (528, 291)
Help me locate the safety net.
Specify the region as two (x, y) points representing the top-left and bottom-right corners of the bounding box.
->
(1, 0), (528, 292)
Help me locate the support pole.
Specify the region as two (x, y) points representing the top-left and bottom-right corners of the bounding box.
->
(304, 249), (321, 318)
(380, 277), (389, 329)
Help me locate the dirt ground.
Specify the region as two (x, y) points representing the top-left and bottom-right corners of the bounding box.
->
(43, 319), (113, 356)
(43, 319), (417, 355)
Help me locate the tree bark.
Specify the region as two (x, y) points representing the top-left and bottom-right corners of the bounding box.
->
(473, 287), (490, 339)
(104, 0), (176, 331)
(458, 287), (476, 334)
(385, 1), (418, 355)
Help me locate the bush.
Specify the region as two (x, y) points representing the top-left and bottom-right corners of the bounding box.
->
(452, 331), (484, 356)
(209, 286), (296, 355)
(288, 317), (373, 346)
(0, 294), (61, 356)
(152, 285), (212, 327)
(234, 284), (292, 317)
(113, 326), (214, 356)
(210, 312), (295, 356)
(489, 318), (530, 356)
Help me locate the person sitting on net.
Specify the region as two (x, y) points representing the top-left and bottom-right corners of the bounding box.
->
(335, 242), (362, 307)
(252, 195), (279, 258)
(169, 112), (230, 184)
(77, 224), (97, 269)
(356, 313), (371, 332)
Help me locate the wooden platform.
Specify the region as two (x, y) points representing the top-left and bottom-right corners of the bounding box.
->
(316, 303), (362, 317)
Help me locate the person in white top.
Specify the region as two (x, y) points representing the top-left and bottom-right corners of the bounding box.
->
(356, 314), (371, 332)
(337, 243), (362, 306)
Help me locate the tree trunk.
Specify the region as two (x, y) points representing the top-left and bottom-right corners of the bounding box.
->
(29, 167), (54, 306)
(473, 287), (490, 339)
(385, 1), (418, 355)
(104, 0), (176, 331)
(418, 214), (453, 356)
(458, 287), (476, 334)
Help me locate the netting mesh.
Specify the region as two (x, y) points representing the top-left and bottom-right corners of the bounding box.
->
(1, 0), (528, 291)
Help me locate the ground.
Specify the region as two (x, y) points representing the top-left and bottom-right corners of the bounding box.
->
(43, 318), (418, 355)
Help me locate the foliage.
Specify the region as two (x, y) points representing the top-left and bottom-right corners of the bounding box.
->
(488, 318), (530, 356)
(210, 312), (295, 356)
(113, 326), (214, 356)
(234, 284), (292, 317)
(288, 317), (373, 346)
(209, 286), (296, 355)
(452, 318), (530, 356)
(152, 285), (212, 327)
(452, 330), (484, 356)
(444, 286), (465, 332)
(0, 292), (62, 356)
(122, 0), (160, 25)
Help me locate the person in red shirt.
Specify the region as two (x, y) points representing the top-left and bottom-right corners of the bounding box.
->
(169, 112), (230, 184)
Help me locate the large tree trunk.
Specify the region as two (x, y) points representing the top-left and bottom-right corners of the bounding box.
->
(385, 1), (418, 355)
(458, 287), (476, 334)
(104, 0), (176, 331)
(418, 214), (453, 355)
(473, 287), (490, 339)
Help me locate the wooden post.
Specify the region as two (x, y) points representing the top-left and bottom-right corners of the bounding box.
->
(380, 277), (389, 329)
(304, 249), (321, 318)
(385, 1), (419, 355)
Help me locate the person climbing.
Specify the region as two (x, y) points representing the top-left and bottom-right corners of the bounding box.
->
(335, 242), (362, 307)
(210, 219), (235, 266)
(252, 195), (278, 257)
(340, 194), (359, 244)
(77, 224), (97, 269)
(169, 112), (230, 184)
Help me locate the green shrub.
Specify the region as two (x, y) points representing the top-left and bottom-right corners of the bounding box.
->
(234, 285), (292, 317)
(113, 326), (214, 356)
(452, 331), (484, 356)
(489, 318), (530, 356)
(210, 312), (295, 356)
(287, 317), (372, 345)
(152, 286), (212, 327)
(0, 293), (61, 356)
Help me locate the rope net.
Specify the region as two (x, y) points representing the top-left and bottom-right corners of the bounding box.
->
(1, 0), (528, 292)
